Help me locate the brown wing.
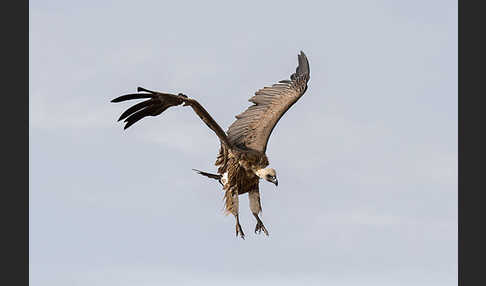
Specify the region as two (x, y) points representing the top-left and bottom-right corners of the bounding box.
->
(111, 86), (230, 147)
(227, 51), (310, 153)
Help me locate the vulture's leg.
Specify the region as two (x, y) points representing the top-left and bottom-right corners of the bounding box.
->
(253, 213), (268, 236)
(235, 214), (245, 239)
(231, 189), (245, 239)
(249, 189), (269, 236)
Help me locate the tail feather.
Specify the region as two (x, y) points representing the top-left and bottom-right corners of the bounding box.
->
(192, 169), (222, 180)
(192, 169), (223, 186)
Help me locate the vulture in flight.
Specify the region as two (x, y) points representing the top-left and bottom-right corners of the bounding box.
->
(111, 51), (310, 239)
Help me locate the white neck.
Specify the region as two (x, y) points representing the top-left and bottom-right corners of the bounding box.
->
(255, 168), (269, 179)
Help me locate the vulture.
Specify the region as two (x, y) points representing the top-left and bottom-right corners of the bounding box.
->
(111, 51), (310, 239)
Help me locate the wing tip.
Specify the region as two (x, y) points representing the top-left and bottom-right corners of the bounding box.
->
(297, 50), (310, 77)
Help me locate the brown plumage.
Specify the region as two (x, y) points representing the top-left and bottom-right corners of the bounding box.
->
(111, 51), (310, 239)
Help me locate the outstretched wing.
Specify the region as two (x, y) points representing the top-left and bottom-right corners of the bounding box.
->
(111, 87), (230, 147)
(226, 51), (310, 153)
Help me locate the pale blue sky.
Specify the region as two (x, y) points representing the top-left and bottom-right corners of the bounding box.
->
(30, 0), (457, 285)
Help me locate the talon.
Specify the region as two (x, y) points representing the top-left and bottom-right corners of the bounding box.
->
(262, 226), (269, 236)
(254, 226), (261, 234)
(236, 223), (245, 239)
(255, 220), (269, 236)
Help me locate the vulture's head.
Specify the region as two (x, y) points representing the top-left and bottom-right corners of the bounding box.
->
(256, 168), (278, 187)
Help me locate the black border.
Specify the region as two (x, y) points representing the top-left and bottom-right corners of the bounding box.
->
(458, 0), (462, 283)
(4, 0), (28, 285)
(459, 1), (484, 285)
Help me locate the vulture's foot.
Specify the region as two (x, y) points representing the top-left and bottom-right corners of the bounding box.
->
(235, 222), (245, 239)
(255, 219), (269, 236)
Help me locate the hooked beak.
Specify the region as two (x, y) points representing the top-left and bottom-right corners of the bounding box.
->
(273, 178), (278, 187)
